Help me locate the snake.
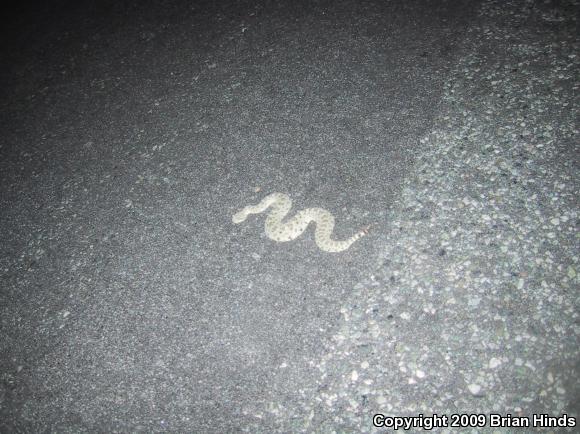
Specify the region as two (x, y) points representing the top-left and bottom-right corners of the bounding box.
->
(232, 192), (367, 252)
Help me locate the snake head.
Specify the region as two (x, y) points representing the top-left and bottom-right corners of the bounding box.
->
(232, 210), (248, 224)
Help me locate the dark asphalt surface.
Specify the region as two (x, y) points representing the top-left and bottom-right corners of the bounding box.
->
(2, 0), (577, 432)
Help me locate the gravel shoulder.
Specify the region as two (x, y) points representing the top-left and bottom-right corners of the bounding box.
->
(253, 0), (579, 432)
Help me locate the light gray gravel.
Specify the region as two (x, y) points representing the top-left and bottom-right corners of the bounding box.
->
(245, 0), (579, 432)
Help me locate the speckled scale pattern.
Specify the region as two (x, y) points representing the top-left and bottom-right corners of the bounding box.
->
(232, 192), (365, 252)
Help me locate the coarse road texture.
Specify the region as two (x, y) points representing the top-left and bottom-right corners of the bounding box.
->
(1, 0), (578, 432)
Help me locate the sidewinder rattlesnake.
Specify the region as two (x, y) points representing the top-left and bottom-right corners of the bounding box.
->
(232, 192), (367, 252)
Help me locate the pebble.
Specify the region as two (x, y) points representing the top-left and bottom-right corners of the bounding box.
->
(468, 384), (482, 395)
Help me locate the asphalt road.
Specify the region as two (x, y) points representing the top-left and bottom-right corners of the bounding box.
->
(1, 0), (578, 432)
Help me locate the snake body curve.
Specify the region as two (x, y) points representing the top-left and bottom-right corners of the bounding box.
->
(232, 192), (366, 252)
